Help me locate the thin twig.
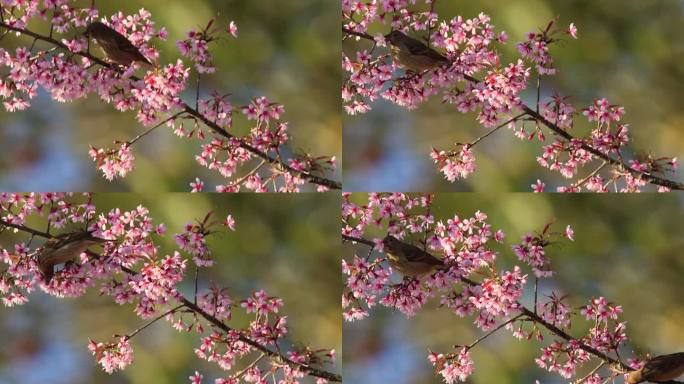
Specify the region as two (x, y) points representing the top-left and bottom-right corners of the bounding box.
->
(229, 159), (267, 188)
(427, 0), (437, 48)
(127, 112), (184, 145)
(125, 304), (185, 340)
(468, 113), (525, 147)
(536, 76), (541, 114)
(193, 266), (199, 305)
(231, 353), (266, 380)
(533, 277), (538, 314)
(571, 160), (608, 189)
(465, 314), (523, 350)
(573, 361), (606, 384)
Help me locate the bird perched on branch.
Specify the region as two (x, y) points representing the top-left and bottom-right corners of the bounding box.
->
(382, 235), (445, 277)
(625, 352), (684, 383)
(384, 30), (449, 72)
(84, 21), (153, 67)
(37, 231), (107, 283)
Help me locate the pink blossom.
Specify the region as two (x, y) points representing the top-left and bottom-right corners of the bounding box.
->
(189, 371), (203, 384)
(564, 225), (574, 241)
(227, 21), (238, 37)
(224, 214), (236, 230)
(0, 8), (336, 192)
(89, 337), (134, 374)
(89, 143), (135, 180)
(342, 4), (677, 191)
(190, 178), (205, 192)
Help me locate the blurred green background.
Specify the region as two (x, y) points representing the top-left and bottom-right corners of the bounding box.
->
(343, 0), (684, 191)
(0, 193), (341, 383)
(0, 0), (341, 191)
(343, 193), (684, 383)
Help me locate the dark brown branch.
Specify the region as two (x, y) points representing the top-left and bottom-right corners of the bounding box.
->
(519, 104), (683, 190)
(111, 266), (341, 381)
(0, 220), (341, 382)
(1, 21), (341, 190)
(178, 297), (341, 381)
(342, 234), (375, 247)
(344, 235), (632, 372)
(341, 27), (684, 191)
(342, 27), (373, 41)
(110, 261), (339, 381)
(0, 219), (52, 238)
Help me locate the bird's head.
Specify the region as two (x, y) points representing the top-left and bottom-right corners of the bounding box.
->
(384, 30), (406, 46)
(84, 22), (110, 39)
(382, 234), (401, 252)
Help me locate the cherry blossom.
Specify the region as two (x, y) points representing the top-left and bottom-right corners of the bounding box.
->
(0, 2), (339, 191)
(342, 2), (681, 191)
(342, 193), (648, 383)
(0, 193), (340, 382)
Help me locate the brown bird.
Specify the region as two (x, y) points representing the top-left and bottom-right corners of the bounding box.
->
(84, 21), (152, 67)
(625, 353), (684, 383)
(384, 30), (449, 72)
(38, 231), (106, 283)
(382, 235), (445, 277)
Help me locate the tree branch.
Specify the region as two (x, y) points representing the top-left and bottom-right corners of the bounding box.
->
(343, 234), (633, 372)
(1, 21), (341, 190)
(0, 219), (52, 238)
(341, 27), (684, 191)
(0, 220), (341, 382)
(342, 234), (375, 247)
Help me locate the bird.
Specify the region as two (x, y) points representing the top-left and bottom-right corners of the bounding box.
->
(37, 231), (107, 283)
(625, 352), (684, 383)
(382, 235), (445, 277)
(384, 30), (450, 72)
(84, 21), (153, 67)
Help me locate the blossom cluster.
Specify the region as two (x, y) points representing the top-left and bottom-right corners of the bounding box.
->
(88, 337), (134, 374)
(342, 2), (679, 191)
(342, 193), (511, 321)
(428, 348), (474, 384)
(510, 223), (573, 278)
(0, 193), (337, 382)
(0, 2), (337, 191)
(344, 10), (512, 115)
(342, 193), (635, 383)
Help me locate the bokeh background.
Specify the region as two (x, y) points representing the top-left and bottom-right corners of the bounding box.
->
(0, 0), (341, 191)
(343, 193), (684, 383)
(343, 0), (684, 191)
(0, 193), (341, 384)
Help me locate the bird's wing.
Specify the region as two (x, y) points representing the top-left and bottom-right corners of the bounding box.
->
(405, 243), (444, 266)
(643, 353), (684, 380)
(110, 29), (151, 64)
(40, 263), (54, 283)
(404, 37), (448, 61)
(54, 231), (104, 247)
